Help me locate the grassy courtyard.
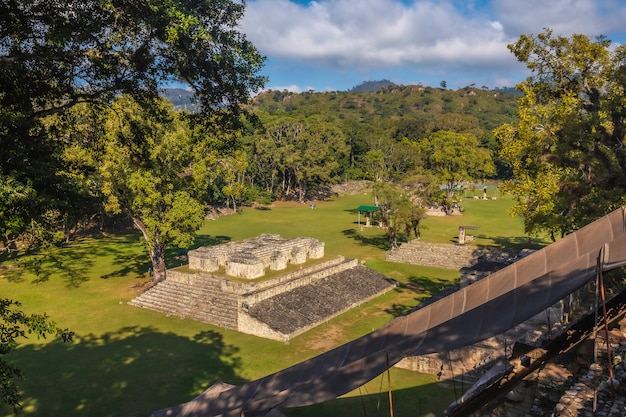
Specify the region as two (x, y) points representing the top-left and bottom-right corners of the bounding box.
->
(0, 191), (534, 417)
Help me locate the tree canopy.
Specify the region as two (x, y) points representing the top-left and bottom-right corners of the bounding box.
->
(0, 0), (265, 248)
(0, 1), (264, 408)
(248, 115), (348, 202)
(0, 0), (265, 119)
(496, 30), (626, 239)
(100, 96), (208, 283)
(418, 130), (495, 200)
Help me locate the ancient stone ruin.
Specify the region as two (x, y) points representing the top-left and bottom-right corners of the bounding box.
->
(129, 235), (396, 342)
(187, 234), (325, 279)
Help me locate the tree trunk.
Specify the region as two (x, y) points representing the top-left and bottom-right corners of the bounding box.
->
(150, 243), (167, 283)
(298, 179), (307, 203)
(132, 215), (167, 284)
(270, 170), (276, 193)
(63, 214), (71, 243)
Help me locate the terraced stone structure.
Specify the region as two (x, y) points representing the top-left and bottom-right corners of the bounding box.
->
(188, 234), (325, 279)
(129, 235), (396, 341)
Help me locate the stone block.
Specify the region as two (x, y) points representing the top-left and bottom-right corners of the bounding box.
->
(309, 241), (325, 259)
(226, 257), (265, 279)
(269, 251), (289, 271)
(291, 246), (307, 264)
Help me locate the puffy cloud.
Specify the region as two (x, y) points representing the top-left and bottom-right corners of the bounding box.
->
(242, 0), (516, 69)
(493, 0), (626, 38)
(241, 0), (626, 90)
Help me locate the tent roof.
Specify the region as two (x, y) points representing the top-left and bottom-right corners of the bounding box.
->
(356, 205), (379, 212)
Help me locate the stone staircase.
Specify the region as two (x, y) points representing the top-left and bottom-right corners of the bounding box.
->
(128, 275), (238, 329)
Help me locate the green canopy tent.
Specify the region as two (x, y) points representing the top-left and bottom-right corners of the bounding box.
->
(356, 205), (379, 228)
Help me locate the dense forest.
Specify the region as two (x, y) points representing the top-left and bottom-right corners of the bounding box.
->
(234, 83), (519, 204)
(1, 82), (522, 254)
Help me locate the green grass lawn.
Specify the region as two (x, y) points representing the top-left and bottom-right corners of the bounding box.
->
(0, 192), (532, 417)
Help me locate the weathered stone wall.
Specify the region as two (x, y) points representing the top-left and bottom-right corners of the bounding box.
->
(396, 337), (508, 383)
(237, 313), (290, 342)
(132, 256), (366, 339)
(238, 265), (396, 342)
(386, 241), (514, 270)
(238, 258), (358, 306)
(187, 234), (325, 279)
(225, 255), (265, 279)
(220, 256), (348, 296)
(238, 285), (389, 343)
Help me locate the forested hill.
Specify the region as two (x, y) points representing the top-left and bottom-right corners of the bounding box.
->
(349, 79), (397, 92)
(249, 84), (519, 134)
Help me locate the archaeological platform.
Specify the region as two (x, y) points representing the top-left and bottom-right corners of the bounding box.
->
(129, 234), (396, 341)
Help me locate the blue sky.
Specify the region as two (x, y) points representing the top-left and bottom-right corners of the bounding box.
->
(239, 0), (626, 92)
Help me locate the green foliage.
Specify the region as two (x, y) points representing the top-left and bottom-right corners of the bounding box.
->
(0, 0), (264, 247)
(220, 150), (249, 211)
(249, 85), (518, 187)
(1, 299), (72, 413)
(496, 30), (626, 238)
(247, 115), (348, 202)
(100, 96), (206, 282)
(417, 130), (495, 202)
(0, 0), (264, 118)
(371, 182), (426, 248)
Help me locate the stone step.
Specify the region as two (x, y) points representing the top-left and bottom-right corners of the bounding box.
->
(129, 278), (239, 329)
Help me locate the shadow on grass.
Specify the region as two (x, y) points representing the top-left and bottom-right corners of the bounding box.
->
(189, 235), (231, 250)
(1, 233), (235, 287)
(5, 326), (245, 417)
(2, 234), (149, 287)
(285, 377), (461, 417)
(385, 275), (459, 318)
(342, 229), (390, 251)
(472, 234), (548, 252)
(164, 235), (232, 269)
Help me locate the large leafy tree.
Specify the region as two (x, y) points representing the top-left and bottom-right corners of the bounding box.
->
(220, 149), (249, 212)
(371, 182), (425, 248)
(495, 30), (626, 239)
(0, 0), (264, 118)
(100, 96), (208, 283)
(417, 130), (495, 203)
(0, 0), (264, 408)
(0, 0), (265, 247)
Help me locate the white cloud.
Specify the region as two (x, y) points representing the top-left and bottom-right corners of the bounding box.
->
(242, 0), (517, 70)
(492, 0), (626, 39)
(242, 0), (626, 90)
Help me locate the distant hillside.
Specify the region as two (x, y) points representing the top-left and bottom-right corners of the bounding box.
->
(161, 88), (199, 111)
(250, 84), (519, 133)
(350, 79), (397, 93)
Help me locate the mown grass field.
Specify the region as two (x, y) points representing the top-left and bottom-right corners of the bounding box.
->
(0, 191), (537, 417)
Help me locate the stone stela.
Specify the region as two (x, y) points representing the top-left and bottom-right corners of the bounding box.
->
(187, 234), (325, 279)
